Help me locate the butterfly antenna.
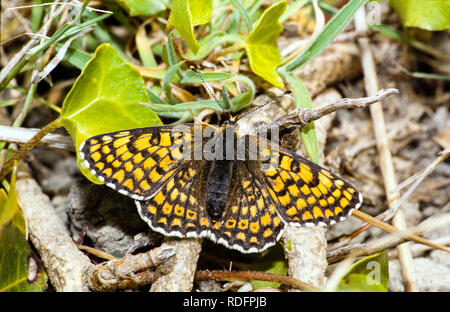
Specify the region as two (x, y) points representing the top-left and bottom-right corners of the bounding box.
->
(190, 66), (227, 114)
(235, 89), (293, 122)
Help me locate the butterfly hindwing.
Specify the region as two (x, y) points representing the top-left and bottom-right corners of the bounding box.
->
(136, 160), (212, 238)
(209, 161), (284, 253)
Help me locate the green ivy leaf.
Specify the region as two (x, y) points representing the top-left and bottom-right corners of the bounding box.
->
(0, 172), (48, 292)
(244, 1), (286, 88)
(337, 252), (389, 292)
(168, 0), (213, 54)
(389, 0), (450, 31)
(60, 44), (162, 184)
(114, 0), (166, 16)
(189, 0), (213, 26)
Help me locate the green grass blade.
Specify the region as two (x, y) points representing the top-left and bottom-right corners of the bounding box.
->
(162, 61), (185, 104)
(230, 0), (253, 32)
(283, 72), (318, 163)
(281, 0), (367, 72)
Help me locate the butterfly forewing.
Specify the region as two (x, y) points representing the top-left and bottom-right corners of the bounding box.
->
(79, 125), (201, 200)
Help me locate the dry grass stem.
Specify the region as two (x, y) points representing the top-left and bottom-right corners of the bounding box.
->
(355, 7), (416, 291)
(0, 125), (75, 151)
(327, 213), (450, 264)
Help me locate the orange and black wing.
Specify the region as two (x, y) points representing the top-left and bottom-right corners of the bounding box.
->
(209, 161), (284, 253)
(79, 125), (199, 201)
(249, 135), (363, 227)
(135, 160), (213, 238)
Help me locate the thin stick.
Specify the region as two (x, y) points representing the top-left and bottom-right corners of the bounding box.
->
(351, 210), (450, 253)
(270, 88), (398, 129)
(4, 1), (113, 14)
(350, 146), (450, 236)
(355, 7), (416, 292)
(195, 270), (318, 291)
(327, 213), (450, 264)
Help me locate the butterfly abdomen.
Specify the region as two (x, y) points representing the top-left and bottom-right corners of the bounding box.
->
(205, 160), (235, 221)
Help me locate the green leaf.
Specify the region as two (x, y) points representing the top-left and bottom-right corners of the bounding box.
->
(60, 44), (162, 184)
(244, 1), (287, 88)
(388, 0), (450, 31)
(224, 74), (256, 113)
(58, 44), (92, 70)
(114, 0), (166, 16)
(147, 88), (168, 104)
(0, 172), (48, 292)
(182, 32), (243, 61)
(148, 100), (225, 113)
(337, 252), (389, 292)
(283, 73), (318, 163)
(162, 61), (185, 104)
(189, 0), (213, 26)
(168, 0), (213, 54)
(281, 0), (367, 72)
(166, 32), (179, 67)
(180, 70), (234, 84)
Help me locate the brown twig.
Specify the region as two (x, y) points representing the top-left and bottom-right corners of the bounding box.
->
(195, 270), (317, 291)
(87, 245), (176, 292)
(269, 88), (399, 130)
(88, 268), (318, 292)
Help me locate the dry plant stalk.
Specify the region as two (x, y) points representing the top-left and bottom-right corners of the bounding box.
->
(327, 213), (450, 264)
(0, 125), (74, 151)
(355, 7), (416, 291)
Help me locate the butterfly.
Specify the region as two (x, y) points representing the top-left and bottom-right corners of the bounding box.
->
(79, 68), (362, 253)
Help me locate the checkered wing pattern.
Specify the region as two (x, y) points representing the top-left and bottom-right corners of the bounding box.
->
(79, 126), (195, 201)
(135, 160), (213, 238)
(210, 161), (284, 253)
(252, 135), (363, 227)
